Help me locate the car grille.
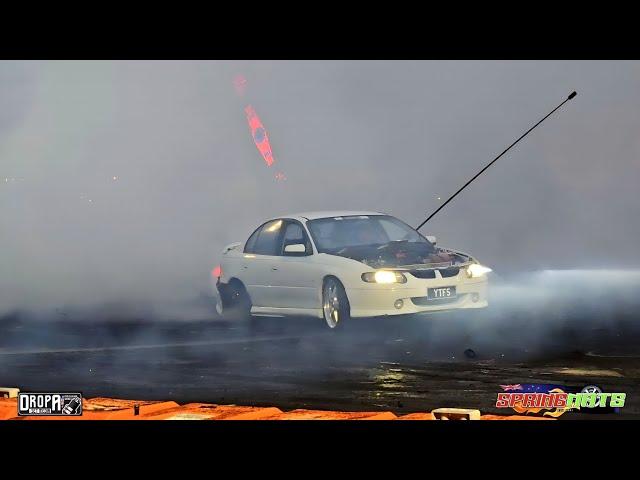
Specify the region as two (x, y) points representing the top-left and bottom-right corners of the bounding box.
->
(439, 267), (460, 278)
(409, 270), (436, 279)
(411, 296), (461, 306)
(409, 267), (460, 279)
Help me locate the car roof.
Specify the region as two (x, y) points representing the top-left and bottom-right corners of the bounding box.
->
(278, 210), (387, 221)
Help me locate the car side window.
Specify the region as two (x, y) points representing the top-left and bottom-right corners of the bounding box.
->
(252, 219), (284, 256)
(280, 221), (312, 256)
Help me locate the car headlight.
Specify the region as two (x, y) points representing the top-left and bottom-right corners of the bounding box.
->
(466, 263), (492, 278)
(361, 271), (407, 284)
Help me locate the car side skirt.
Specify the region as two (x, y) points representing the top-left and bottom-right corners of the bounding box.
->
(251, 306), (324, 318)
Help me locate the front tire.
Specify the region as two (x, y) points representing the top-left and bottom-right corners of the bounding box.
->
(322, 277), (351, 329)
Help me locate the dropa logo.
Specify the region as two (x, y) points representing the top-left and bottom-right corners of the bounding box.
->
(18, 392), (83, 416)
(495, 384), (626, 417)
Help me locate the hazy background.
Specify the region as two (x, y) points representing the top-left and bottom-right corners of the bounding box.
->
(1, 61), (639, 313)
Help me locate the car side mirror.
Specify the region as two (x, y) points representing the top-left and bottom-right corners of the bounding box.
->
(426, 235), (437, 245)
(284, 243), (306, 254)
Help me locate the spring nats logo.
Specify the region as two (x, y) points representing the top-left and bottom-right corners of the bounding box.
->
(496, 384), (626, 417)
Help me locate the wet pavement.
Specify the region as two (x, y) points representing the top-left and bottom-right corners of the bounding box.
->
(1, 303), (639, 419)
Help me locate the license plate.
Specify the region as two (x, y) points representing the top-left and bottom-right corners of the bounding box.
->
(427, 286), (456, 300)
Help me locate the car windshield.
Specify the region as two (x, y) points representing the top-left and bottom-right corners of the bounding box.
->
(306, 215), (433, 253)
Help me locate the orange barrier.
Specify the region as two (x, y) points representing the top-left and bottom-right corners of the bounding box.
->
(0, 397), (552, 420)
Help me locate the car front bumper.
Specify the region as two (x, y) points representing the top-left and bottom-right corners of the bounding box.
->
(345, 273), (488, 318)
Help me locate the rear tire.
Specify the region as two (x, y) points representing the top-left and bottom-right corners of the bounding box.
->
(217, 280), (252, 322)
(322, 277), (351, 329)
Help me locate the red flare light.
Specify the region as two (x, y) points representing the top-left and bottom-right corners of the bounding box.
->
(245, 105), (275, 167)
(233, 74), (285, 180)
(211, 265), (222, 278)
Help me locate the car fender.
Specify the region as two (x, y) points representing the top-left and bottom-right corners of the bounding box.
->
(219, 242), (244, 284)
(310, 253), (384, 293)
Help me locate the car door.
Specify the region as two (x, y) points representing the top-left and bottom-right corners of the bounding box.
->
(270, 220), (322, 310)
(241, 219), (285, 307)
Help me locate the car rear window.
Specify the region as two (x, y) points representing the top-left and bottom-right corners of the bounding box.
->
(252, 219), (283, 256)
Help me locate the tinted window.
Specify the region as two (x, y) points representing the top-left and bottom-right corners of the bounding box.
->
(252, 219), (283, 256)
(280, 221), (312, 256)
(244, 227), (261, 253)
(379, 217), (416, 240)
(307, 215), (432, 253)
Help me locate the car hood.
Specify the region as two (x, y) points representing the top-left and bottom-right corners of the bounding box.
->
(325, 242), (474, 269)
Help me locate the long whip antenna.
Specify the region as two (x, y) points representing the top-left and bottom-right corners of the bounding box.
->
(416, 91), (577, 231)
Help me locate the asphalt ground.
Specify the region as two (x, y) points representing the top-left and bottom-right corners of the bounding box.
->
(2, 278), (639, 420)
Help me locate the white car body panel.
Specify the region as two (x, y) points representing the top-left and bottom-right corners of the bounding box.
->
(217, 211), (488, 319)
(271, 255), (323, 309)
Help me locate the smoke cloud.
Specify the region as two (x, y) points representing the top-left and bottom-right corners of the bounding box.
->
(1, 61), (639, 314)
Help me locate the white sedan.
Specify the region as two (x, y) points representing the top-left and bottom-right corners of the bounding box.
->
(213, 211), (490, 329)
